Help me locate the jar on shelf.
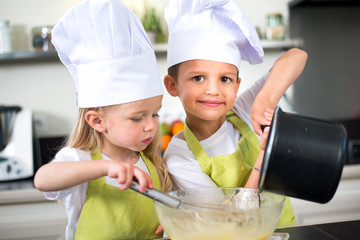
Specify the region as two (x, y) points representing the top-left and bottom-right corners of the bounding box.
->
(31, 26), (54, 51)
(0, 20), (12, 53)
(265, 13), (285, 40)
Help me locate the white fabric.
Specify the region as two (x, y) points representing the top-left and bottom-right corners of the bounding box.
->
(52, 0), (163, 107)
(163, 72), (269, 190)
(44, 147), (149, 240)
(165, 0), (264, 70)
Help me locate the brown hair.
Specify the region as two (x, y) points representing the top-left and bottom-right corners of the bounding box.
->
(66, 107), (172, 192)
(168, 63), (180, 81)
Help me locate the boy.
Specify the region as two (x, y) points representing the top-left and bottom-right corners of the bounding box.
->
(163, 0), (307, 226)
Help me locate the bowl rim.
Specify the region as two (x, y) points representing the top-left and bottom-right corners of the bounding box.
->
(155, 187), (285, 212)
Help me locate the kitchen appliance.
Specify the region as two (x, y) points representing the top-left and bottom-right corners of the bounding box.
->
(0, 106), (41, 181)
(259, 107), (347, 203)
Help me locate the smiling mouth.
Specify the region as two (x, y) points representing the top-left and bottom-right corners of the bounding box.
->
(198, 100), (223, 107)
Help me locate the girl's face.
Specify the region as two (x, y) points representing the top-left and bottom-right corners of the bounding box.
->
(172, 60), (240, 123)
(101, 95), (162, 153)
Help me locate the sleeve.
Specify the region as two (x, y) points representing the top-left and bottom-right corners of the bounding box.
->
(43, 147), (90, 202)
(163, 137), (217, 190)
(232, 72), (269, 129)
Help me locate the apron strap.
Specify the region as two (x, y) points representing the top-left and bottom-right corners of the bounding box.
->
(183, 120), (211, 173)
(91, 146), (102, 160)
(184, 111), (254, 176)
(226, 111), (252, 136)
(90, 147), (105, 183)
(184, 111), (251, 159)
(138, 151), (161, 190)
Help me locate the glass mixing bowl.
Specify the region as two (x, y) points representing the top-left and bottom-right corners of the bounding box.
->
(154, 188), (284, 240)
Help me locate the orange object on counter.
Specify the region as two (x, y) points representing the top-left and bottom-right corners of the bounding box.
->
(161, 134), (172, 151)
(171, 122), (184, 136)
(160, 119), (185, 151)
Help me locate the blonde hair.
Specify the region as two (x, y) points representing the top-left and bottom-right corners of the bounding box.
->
(67, 107), (172, 192)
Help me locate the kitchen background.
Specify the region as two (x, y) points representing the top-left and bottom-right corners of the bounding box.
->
(0, 0), (292, 139)
(1, 1), (360, 239)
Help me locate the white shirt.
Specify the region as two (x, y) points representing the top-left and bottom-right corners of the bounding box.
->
(44, 147), (149, 240)
(163, 73), (269, 190)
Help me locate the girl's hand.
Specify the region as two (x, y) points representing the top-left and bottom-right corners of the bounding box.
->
(106, 162), (153, 192)
(155, 225), (164, 235)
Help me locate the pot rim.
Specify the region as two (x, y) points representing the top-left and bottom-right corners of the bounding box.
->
(259, 106), (282, 191)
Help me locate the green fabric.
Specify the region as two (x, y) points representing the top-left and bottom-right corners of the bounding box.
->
(74, 149), (161, 239)
(183, 111), (297, 226)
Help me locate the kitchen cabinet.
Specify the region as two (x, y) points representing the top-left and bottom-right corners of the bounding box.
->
(290, 165), (360, 225)
(0, 39), (304, 64)
(0, 186), (67, 240)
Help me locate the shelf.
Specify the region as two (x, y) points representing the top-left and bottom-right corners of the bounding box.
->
(260, 39), (304, 50)
(0, 39), (304, 64)
(289, 0), (360, 8)
(154, 39), (304, 53)
(0, 51), (58, 63)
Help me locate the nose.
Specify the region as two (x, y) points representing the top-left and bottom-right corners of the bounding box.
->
(144, 116), (158, 132)
(204, 79), (220, 95)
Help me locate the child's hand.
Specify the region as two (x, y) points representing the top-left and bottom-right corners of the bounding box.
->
(106, 162), (153, 192)
(251, 105), (274, 136)
(155, 225), (164, 235)
(259, 126), (270, 150)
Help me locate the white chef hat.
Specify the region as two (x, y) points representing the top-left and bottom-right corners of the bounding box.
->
(52, 0), (163, 108)
(165, 0), (264, 70)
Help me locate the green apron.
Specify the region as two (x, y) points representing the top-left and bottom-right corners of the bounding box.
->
(183, 111), (297, 226)
(74, 149), (162, 240)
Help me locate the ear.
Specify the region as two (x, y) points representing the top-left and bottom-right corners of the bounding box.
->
(235, 77), (241, 93)
(85, 110), (106, 133)
(164, 74), (179, 97)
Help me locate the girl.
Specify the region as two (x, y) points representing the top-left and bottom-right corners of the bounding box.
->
(34, 0), (171, 239)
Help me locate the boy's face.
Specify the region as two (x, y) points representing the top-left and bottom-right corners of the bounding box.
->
(165, 59), (240, 123)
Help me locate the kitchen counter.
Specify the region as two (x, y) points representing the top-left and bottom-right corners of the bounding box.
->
(276, 220), (360, 240)
(0, 178), (45, 204)
(0, 165), (359, 240)
(153, 220), (360, 240)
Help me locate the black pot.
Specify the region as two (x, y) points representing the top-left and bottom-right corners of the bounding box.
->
(259, 107), (347, 203)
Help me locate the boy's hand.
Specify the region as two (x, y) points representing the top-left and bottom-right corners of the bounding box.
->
(251, 104), (274, 136)
(107, 162), (153, 192)
(259, 126), (270, 150)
